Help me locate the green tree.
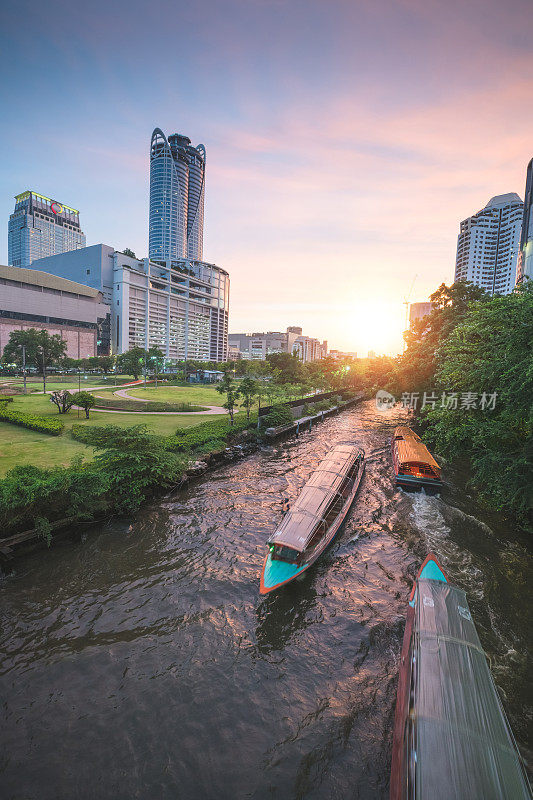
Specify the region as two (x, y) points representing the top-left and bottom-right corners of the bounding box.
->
(2, 328), (67, 393)
(122, 248), (136, 258)
(266, 352), (304, 384)
(216, 371), (241, 425)
(239, 377), (257, 420)
(72, 391), (96, 418)
(116, 346), (147, 379)
(50, 390), (74, 414)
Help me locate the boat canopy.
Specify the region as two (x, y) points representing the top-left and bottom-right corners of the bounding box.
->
(393, 425), (440, 470)
(410, 578), (531, 799)
(268, 444), (363, 553)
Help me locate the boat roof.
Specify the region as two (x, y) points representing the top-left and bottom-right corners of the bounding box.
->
(411, 578), (531, 799)
(393, 425), (440, 469)
(269, 443), (362, 552)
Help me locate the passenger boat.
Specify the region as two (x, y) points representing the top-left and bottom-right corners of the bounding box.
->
(391, 426), (442, 491)
(390, 553), (532, 800)
(259, 443), (365, 595)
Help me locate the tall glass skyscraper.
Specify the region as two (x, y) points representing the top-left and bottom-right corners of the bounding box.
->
(149, 128), (206, 263)
(8, 190), (86, 268)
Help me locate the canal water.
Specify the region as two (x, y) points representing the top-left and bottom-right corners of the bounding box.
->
(0, 401), (531, 799)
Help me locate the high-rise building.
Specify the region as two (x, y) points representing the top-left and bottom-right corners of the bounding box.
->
(409, 302), (434, 327)
(30, 245), (229, 361)
(454, 193), (523, 295)
(149, 128), (206, 263)
(517, 158), (533, 285)
(8, 190), (86, 268)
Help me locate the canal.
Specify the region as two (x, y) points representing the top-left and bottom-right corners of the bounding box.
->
(0, 401), (531, 799)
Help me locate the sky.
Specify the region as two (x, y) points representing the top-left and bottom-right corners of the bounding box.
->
(1, 0), (532, 355)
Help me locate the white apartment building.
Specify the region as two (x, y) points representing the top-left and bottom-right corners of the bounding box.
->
(454, 193), (523, 295)
(229, 327), (327, 362)
(29, 245), (229, 360)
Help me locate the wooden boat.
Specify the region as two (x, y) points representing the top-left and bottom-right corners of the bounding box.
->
(390, 553), (532, 800)
(391, 426), (442, 491)
(259, 443), (365, 595)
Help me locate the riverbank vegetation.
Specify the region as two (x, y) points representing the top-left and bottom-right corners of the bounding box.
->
(388, 281), (533, 523)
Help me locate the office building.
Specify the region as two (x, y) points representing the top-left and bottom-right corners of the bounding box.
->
(30, 245), (229, 361)
(8, 190), (86, 268)
(229, 329), (300, 360)
(454, 193), (523, 295)
(517, 158), (533, 285)
(0, 264), (109, 359)
(149, 128), (206, 263)
(329, 350), (358, 360)
(229, 328), (327, 362)
(292, 335), (328, 363)
(409, 302), (434, 326)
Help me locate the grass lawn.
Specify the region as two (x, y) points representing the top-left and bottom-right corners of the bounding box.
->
(0, 392), (225, 476)
(126, 384), (225, 405)
(126, 382), (258, 407)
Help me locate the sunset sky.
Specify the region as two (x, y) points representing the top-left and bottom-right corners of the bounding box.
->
(1, 0), (532, 355)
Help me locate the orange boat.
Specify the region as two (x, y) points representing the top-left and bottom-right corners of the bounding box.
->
(391, 426), (442, 491)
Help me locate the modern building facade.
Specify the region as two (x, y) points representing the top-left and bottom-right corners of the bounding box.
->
(8, 190), (86, 268)
(0, 264), (109, 359)
(517, 158), (533, 285)
(229, 328), (327, 362)
(454, 193), (523, 295)
(149, 129), (206, 263)
(409, 302), (434, 326)
(30, 245), (229, 361)
(292, 335), (328, 363)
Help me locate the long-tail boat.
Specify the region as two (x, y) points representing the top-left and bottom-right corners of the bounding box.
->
(391, 426), (442, 491)
(390, 553), (532, 800)
(259, 443), (365, 595)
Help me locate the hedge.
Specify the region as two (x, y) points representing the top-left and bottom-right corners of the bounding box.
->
(0, 405), (64, 435)
(166, 412), (257, 452)
(261, 403), (294, 428)
(92, 397), (208, 413)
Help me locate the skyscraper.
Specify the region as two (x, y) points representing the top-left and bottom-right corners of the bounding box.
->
(517, 158), (533, 285)
(454, 193), (523, 295)
(8, 190), (86, 268)
(149, 128), (206, 263)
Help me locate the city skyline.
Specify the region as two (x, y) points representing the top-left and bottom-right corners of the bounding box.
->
(1, 0), (532, 355)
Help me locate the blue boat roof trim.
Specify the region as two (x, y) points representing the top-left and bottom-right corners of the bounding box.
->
(419, 558), (448, 583)
(262, 553), (307, 589)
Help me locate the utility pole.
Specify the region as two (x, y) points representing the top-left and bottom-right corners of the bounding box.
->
(21, 345), (27, 394)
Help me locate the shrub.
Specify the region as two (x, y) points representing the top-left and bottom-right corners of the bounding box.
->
(261, 403), (294, 428)
(167, 412), (257, 452)
(91, 397), (207, 412)
(0, 405), (64, 435)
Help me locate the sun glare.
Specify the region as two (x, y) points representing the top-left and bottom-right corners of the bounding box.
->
(348, 302), (405, 356)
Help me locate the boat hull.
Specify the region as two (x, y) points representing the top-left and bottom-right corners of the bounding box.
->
(390, 554), (448, 800)
(260, 462), (365, 595)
